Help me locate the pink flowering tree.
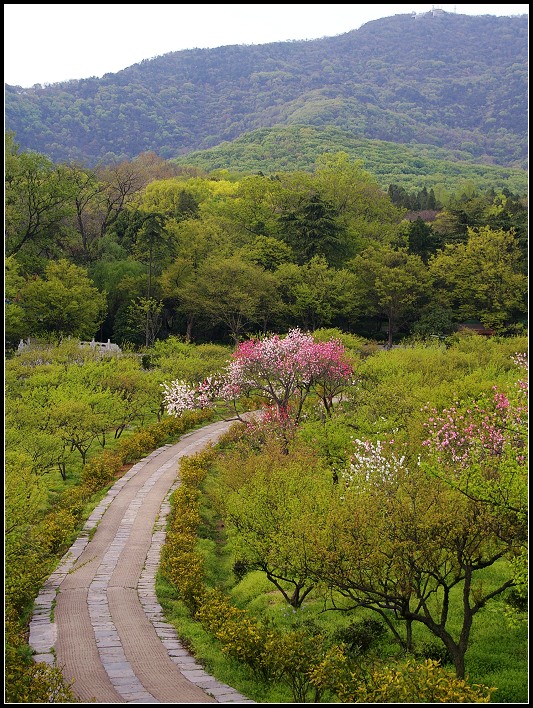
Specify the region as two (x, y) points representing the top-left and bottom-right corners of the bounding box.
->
(420, 352), (528, 516)
(225, 329), (354, 422)
(419, 352), (528, 625)
(162, 329), (355, 441)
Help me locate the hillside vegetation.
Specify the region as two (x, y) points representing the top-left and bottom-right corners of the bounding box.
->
(170, 125), (528, 195)
(5, 12), (527, 172)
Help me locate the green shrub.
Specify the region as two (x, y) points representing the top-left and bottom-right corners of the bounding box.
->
(414, 640), (453, 666)
(80, 450), (122, 493)
(38, 507), (81, 555)
(332, 618), (387, 659)
(179, 449), (215, 486)
(196, 589), (278, 683)
(160, 544), (206, 608)
(317, 656), (496, 703)
(117, 430), (157, 463)
(266, 628), (331, 702)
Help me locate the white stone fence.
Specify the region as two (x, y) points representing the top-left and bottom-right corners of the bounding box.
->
(79, 338), (122, 353)
(18, 337), (122, 354)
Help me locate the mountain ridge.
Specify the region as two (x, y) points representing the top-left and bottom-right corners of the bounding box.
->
(5, 12), (528, 172)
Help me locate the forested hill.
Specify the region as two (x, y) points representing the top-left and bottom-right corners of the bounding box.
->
(5, 11), (527, 170)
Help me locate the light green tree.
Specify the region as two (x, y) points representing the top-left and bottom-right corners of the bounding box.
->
(314, 152), (406, 250)
(18, 259), (107, 340)
(5, 134), (78, 264)
(219, 445), (334, 608)
(428, 226), (527, 330)
(350, 244), (431, 347)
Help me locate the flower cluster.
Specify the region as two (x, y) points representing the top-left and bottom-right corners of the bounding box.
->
(511, 352), (528, 372)
(161, 379), (217, 416)
(342, 438), (408, 488)
(244, 404), (298, 446)
(229, 329), (352, 390)
(421, 400), (507, 466)
(162, 329), (354, 424)
(421, 354), (528, 469)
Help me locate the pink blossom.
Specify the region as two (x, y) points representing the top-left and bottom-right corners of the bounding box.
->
(162, 329), (355, 427)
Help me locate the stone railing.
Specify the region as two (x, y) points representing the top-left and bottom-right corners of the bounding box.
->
(17, 337), (122, 354)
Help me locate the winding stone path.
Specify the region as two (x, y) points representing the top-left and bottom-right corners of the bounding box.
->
(29, 420), (255, 703)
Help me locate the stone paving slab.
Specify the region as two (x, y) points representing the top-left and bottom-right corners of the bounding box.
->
(28, 423), (257, 704)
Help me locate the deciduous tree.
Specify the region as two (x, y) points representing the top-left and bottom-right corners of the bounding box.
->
(309, 386), (526, 679)
(428, 226), (527, 331)
(5, 135), (77, 264)
(18, 260), (107, 340)
(350, 244), (430, 347)
(218, 445), (334, 608)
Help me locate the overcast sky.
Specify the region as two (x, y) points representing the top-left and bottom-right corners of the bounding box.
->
(4, 4), (529, 87)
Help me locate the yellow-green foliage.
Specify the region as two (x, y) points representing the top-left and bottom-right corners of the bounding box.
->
(39, 506), (81, 555)
(168, 492), (202, 533)
(196, 588), (277, 683)
(306, 644), (354, 700)
(5, 612), (78, 703)
(159, 510), (206, 611)
(80, 450), (123, 493)
(358, 658), (496, 703)
(346, 334), (527, 448)
(117, 430), (158, 463)
(5, 660), (78, 704)
(265, 629), (331, 703)
(149, 337), (232, 382)
(160, 544), (206, 610)
(158, 449), (218, 610)
(309, 654), (496, 703)
(312, 327), (372, 358)
(178, 447), (215, 486)
(34, 490), (83, 560)
(4, 547), (48, 618)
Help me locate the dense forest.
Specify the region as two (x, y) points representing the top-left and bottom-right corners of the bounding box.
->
(170, 125), (528, 195)
(5, 133), (528, 352)
(5, 12), (528, 170)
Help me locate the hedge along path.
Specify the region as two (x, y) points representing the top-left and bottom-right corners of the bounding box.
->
(29, 419), (256, 704)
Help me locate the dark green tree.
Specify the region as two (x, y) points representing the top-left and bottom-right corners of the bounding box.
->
(406, 218), (442, 263)
(279, 192), (347, 266)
